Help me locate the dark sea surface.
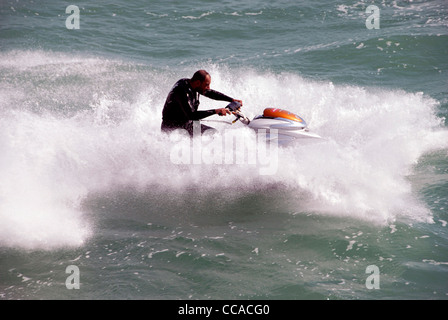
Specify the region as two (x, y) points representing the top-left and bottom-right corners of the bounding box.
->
(1, 0), (447, 300)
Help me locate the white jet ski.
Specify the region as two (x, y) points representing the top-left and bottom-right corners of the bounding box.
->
(225, 101), (322, 144)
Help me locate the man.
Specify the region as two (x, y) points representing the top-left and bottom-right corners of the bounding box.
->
(161, 70), (243, 136)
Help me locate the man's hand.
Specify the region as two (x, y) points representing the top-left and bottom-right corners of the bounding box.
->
(232, 99), (243, 106)
(215, 108), (231, 116)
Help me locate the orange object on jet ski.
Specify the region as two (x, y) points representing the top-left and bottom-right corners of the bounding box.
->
(263, 108), (304, 123)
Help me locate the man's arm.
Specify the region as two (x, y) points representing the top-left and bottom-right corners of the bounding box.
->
(202, 89), (243, 116)
(203, 89), (243, 107)
(202, 89), (234, 102)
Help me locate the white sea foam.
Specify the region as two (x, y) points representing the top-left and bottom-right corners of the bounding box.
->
(1, 50), (447, 249)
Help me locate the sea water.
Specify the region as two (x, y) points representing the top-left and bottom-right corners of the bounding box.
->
(0, 0), (447, 300)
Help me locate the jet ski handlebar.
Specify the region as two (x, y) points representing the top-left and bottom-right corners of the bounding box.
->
(225, 101), (250, 125)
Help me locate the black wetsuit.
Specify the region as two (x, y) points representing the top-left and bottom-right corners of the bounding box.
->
(161, 78), (234, 135)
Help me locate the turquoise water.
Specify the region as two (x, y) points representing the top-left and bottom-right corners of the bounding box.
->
(0, 0), (447, 300)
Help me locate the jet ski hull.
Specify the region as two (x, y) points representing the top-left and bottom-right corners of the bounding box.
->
(248, 116), (322, 143)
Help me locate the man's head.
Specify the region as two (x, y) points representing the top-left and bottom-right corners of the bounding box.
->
(190, 70), (211, 94)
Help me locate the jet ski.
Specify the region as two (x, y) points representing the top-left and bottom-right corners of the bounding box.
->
(225, 101), (322, 144)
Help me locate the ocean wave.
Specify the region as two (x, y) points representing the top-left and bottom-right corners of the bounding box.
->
(1, 50), (447, 249)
